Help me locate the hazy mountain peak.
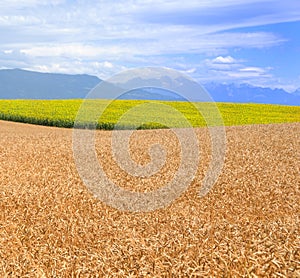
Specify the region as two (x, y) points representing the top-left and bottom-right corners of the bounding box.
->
(0, 68), (299, 105)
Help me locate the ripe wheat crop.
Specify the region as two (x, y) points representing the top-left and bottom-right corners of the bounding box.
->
(0, 120), (299, 276)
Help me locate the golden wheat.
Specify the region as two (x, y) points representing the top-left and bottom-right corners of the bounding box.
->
(0, 120), (299, 277)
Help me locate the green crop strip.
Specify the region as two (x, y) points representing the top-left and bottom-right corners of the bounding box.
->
(0, 99), (299, 129)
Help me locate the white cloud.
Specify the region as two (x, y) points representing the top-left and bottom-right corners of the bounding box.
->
(134, 0), (300, 29)
(184, 68), (197, 74)
(239, 67), (266, 73)
(102, 61), (114, 69)
(0, 0), (298, 90)
(0, 15), (42, 26)
(3, 50), (13, 54)
(227, 71), (271, 79)
(19, 44), (136, 61)
(0, 0), (64, 9)
(200, 55), (273, 85)
(212, 56), (237, 64)
(25, 60), (127, 79)
(204, 56), (242, 71)
(15, 31), (283, 61)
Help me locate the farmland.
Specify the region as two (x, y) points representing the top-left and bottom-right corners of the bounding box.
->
(0, 120), (299, 276)
(0, 98), (299, 277)
(0, 99), (299, 129)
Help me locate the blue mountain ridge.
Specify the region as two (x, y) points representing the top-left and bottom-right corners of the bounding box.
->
(0, 68), (299, 106)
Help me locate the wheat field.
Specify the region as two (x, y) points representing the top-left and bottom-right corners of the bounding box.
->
(0, 120), (299, 277)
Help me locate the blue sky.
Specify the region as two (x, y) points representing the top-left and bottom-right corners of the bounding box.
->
(0, 0), (299, 92)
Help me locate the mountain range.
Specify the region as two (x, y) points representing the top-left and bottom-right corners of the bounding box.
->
(0, 68), (99, 99)
(0, 68), (299, 106)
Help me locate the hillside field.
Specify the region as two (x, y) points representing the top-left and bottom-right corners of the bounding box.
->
(0, 99), (299, 129)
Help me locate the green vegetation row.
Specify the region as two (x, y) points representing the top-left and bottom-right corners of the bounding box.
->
(0, 99), (299, 129)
